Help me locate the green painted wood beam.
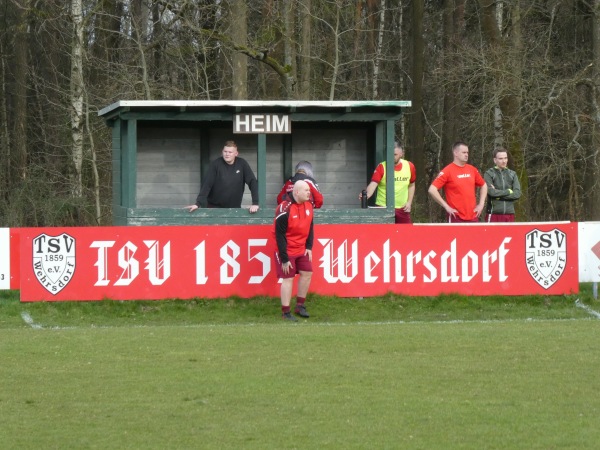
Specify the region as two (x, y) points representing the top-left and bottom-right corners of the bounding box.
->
(119, 112), (233, 121)
(200, 130), (211, 180)
(120, 207), (394, 226)
(112, 119), (121, 207)
(122, 120), (138, 208)
(257, 134), (267, 207)
(116, 111), (402, 123)
(289, 112), (402, 122)
(385, 119), (396, 209)
(374, 122), (385, 167)
(283, 134), (293, 183)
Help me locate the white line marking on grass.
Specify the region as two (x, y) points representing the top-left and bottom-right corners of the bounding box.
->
(14, 316), (594, 331)
(315, 317), (592, 327)
(87, 316), (593, 330)
(21, 311), (43, 329)
(575, 299), (600, 319)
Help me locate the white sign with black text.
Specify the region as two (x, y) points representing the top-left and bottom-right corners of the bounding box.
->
(233, 114), (291, 134)
(578, 222), (600, 282)
(0, 228), (10, 289)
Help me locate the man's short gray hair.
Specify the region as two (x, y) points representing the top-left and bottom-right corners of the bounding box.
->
(294, 161), (314, 178)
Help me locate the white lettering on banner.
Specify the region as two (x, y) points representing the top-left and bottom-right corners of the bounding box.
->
(85, 235), (514, 291)
(407, 251), (421, 282)
(525, 229), (567, 288)
(318, 239), (359, 283)
(320, 237), (511, 284)
(32, 233), (76, 294)
(483, 249), (497, 282)
(364, 251), (380, 283)
(248, 239), (270, 284)
(220, 241), (240, 284)
(442, 240), (459, 282)
(144, 240), (171, 285)
(384, 240), (404, 283)
(193, 240), (270, 285)
(365, 241), (408, 283)
(195, 241), (208, 284)
(91, 241), (115, 286)
(114, 242), (139, 286)
(423, 251), (438, 282)
(92, 240), (170, 286)
(462, 251), (478, 282)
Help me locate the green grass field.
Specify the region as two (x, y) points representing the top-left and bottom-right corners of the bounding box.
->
(1, 286), (599, 449)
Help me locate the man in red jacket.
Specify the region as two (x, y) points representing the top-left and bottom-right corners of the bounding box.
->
(273, 180), (314, 321)
(277, 161), (323, 208)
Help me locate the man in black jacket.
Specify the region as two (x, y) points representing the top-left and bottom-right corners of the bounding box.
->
(186, 140), (259, 213)
(484, 148), (521, 222)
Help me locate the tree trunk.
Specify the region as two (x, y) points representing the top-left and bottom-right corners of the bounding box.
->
(493, 1), (504, 149)
(230, 0), (248, 100)
(12, 0), (29, 181)
(297, 0), (312, 100)
(70, 0), (84, 199)
(410, 0), (426, 215)
(587, 0), (600, 220)
(299, 0), (312, 99)
(329, 0), (342, 101)
(351, 0), (363, 92)
(372, 0), (386, 99)
(440, 0), (465, 168)
(85, 97), (101, 223)
(283, 0), (297, 98)
(131, 0), (151, 99)
(478, 0), (528, 220)
(0, 40), (10, 200)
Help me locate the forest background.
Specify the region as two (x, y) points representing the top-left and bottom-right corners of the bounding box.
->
(1, 0), (599, 226)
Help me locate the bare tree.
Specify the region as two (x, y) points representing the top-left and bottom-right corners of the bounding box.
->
(329, 0), (342, 100)
(70, 0), (85, 199)
(588, 0), (600, 219)
(0, 0), (598, 225)
(283, 0), (297, 98)
(130, 0), (152, 99)
(371, 0), (386, 99)
(409, 0), (426, 216)
(440, 0), (466, 168)
(0, 36), (10, 202)
(12, 0), (29, 182)
(478, 0), (528, 219)
(298, 0), (313, 99)
(230, 0), (249, 99)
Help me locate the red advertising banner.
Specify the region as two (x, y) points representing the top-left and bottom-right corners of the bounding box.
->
(19, 223), (578, 302)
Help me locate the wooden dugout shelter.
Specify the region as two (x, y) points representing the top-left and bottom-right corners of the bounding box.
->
(98, 100), (412, 225)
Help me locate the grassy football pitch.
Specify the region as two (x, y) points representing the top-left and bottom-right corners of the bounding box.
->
(1, 287), (599, 449)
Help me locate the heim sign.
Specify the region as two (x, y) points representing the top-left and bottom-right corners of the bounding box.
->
(233, 114), (291, 134)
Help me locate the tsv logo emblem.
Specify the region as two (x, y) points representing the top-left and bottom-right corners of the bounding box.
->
(525, 229), (566, 289)
(32, 233), (76, 294)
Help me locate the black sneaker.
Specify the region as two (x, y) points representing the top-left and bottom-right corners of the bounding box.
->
(282, 312), (298, 322)
(294, 305), (310, 318)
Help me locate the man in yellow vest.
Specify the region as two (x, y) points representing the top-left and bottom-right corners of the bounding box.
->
(360, 142), (416, 224)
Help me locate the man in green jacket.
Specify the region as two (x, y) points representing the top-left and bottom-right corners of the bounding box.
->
(484, 148), (522, 222)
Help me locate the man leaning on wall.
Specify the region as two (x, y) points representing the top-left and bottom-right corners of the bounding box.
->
(185, 140), (259, 214)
